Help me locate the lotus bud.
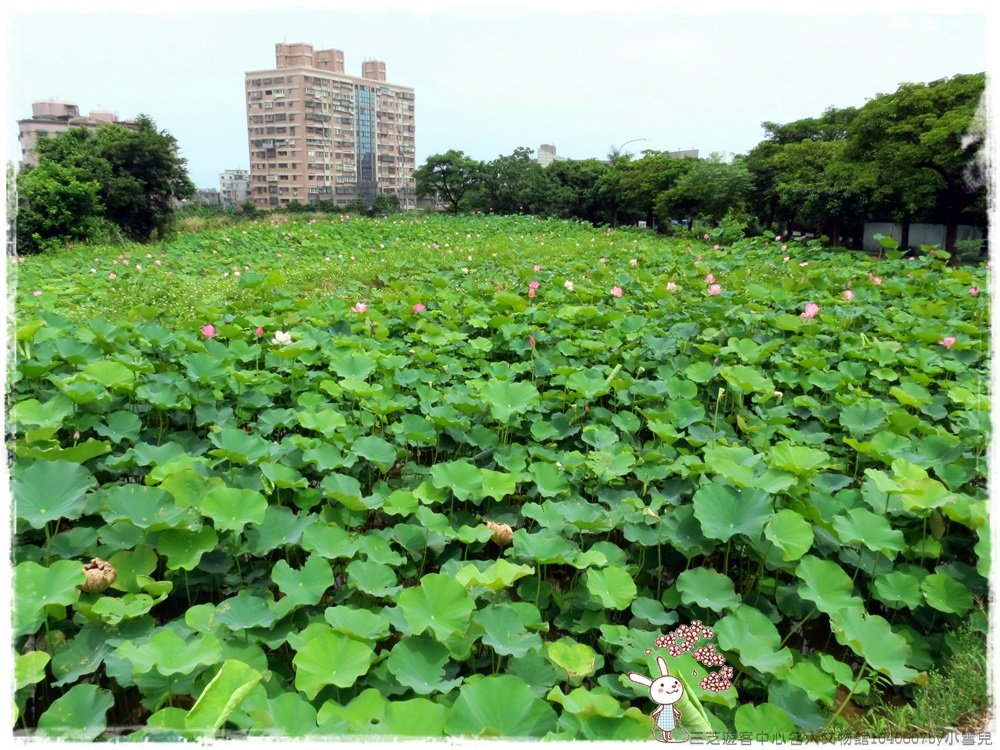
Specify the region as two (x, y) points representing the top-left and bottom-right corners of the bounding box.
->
(486, 521), (513, 547)
(80, 558), (117, 594)
(717, 387), (726, 399)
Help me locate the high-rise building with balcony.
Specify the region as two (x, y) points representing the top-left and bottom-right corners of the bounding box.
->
(245, 42), (416, 210)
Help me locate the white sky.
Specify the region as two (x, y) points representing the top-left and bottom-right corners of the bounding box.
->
(2, 1), (995, 188)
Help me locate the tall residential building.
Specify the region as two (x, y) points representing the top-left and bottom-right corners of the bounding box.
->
(17, 100), (137, 167)
(219, 169), (250, 206)
(245, 42), (416, 210)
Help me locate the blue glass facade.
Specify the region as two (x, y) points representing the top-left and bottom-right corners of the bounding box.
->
(354, 86), (377, 201)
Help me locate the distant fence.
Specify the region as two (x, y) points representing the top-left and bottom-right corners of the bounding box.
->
(863, 222), (984, 252)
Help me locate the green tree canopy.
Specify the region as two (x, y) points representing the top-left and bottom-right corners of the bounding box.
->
(414, 150), (482, 213)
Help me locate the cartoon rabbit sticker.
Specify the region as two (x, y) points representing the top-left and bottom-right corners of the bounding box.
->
(629, 656), (685, 742)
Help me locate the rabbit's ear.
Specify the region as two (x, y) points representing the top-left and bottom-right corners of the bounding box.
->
(627, 672), (653, 687)
(657, 656), (670, 677)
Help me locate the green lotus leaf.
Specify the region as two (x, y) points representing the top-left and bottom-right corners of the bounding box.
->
(247, 691), (318, 738)
(833, 507), (905, 557)
(720, 364), (774, 394)
(480, 380), (540, 423)
(316, 687), (386, 733)
(115, 629), (223, 676)
(10, 394), (74, 428)
(157, 526), (218, 570)
(37, 683), (115, 741)
(81, 359), (135, 389)
(455, 559), (535, 591)
(215, 592), (279, 630)
(200, 486), (267, 532)
(766, 442), (830, 475)
(271, 554), (333, 609)
(398, 573), (476, 641)
(795, 555), (864, 616)
(186, 659), (263, 736)
(584, 567), (637, 610)
(351, 435), (397, 472)
(300, 522), (358, 560)
(481, 469), (517, 500)
(511, 527), (579, 564)
(297, 408), (348, 438)
(89, 593), (157, 626)
(378, 698), (448, 737)
(346, 559), (401, 597)
(320, 472), (367, 511)
(474, 604), (543, 658)
(546, 636), (601, 683)
(782, 658), (838, 707)
(14, 559), (85, 637)
(529, 461), (571, 497)
(920, 573), (974, 615)
(702, 442), (761, 487)
(445, 674), (558, 737)
(14, 459), (96, 528)
(829, 607), (919, 684)
(764, 509), (814, 561)
(692, 478), (772, 542)
(630, 597), (679, 627)
(733, 703), (796, 740)
(430, 459), (483, 501)
(260, 461), (308, 489)
(872, 571), (924, 610)
(15, 650), (51, 691)
(675, 567), (741, 611)
(382, 489), (420, 517)
(98, 484), (199, 530)
(386, 635), (462, 695)
(293, 628), (375, 699)
(324, 606), (392, 643)
(715, 605), (793, 674)
(547, 685), (622, 718)
(839, 401), (887, 437)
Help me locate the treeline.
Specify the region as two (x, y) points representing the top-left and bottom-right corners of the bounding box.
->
(13, 115), (195, 254)
(416, 73), (987, 252)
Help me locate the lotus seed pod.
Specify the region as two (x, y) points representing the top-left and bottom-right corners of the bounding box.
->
(486, 521), (513, 547)
(81, 558), (117, 594)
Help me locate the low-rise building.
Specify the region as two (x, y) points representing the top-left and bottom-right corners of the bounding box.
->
(17, 100), (137, 167)
(219, 169), (250, 207)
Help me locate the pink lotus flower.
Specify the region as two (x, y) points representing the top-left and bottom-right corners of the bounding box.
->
(629, 258), (638, 267)
(352, 302), (367, 313)
(713, 244), (721, 250)
(800, 303), (819, 319)
(599, 257), (607, 264)
(939, 336), (956, 349)
(529, 335), (536, 348)
(705, 273), (715, 284)
(872, 276), (883, 286)
(412, 303), (426, 313)
(843, 289), (855, 301)
(666, 282), (677, 292)
(799, 262), (808, 267)
(533, 264), (541, 271)
(610, 286), (623, 298)
(108, 272), (117, 280)
(201, 324), (217, 338)
(255, 326), (264, 338)
(775, 235), (782, 241)
(528, 288), (536, 298)
(708, 284), (722, 295)
(703, 233), (710, 240)
(32, 290), (42, 296)
(529, 281), (540, 290)
(969, 287), (979, 296)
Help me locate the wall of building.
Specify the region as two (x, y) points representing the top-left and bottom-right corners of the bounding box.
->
(863, 222), (984, 252)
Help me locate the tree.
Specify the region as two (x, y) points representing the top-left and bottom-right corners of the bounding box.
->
(544, 159), (612, 224)
(606, 152), (696, 228)
(414, 150), (481, 213)
(846, 73), (986, 251)
(654, 159), (752, 228)
(15, 162), (104, 254)
(32, 115), (194, 241)
(474, 147), (556, 215)
(373, 193), (401, 214)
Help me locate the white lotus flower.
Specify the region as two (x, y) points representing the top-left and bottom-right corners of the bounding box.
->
(272, 330), (292, 345)
(564, 280), (575, 291)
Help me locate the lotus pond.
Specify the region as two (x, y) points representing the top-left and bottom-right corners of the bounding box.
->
(8, 214), (991, 739)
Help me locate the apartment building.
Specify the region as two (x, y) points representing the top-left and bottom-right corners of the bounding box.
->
(219, 169), (250, 206)
(17, 100), (137, 167)
(244, 42), (416, 210)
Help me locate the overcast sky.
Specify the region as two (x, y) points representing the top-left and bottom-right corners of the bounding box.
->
(3, 1), (993, 188)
